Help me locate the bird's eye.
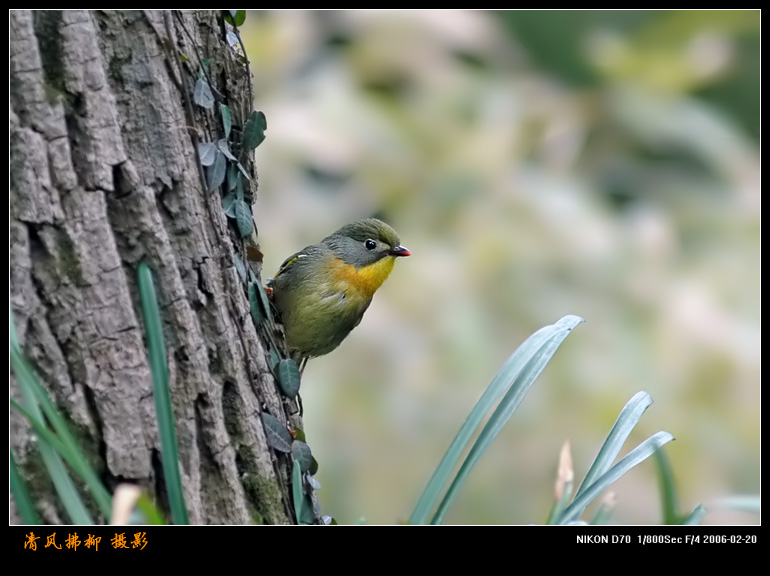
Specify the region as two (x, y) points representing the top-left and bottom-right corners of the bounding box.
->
(365, 239), (377, 250)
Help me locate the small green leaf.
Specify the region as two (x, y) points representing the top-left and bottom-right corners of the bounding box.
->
(207, 150), (226, 191)
(269, 349), (280, 371)
(292, 440), (313, 473)
(307, 474), (321, 490)
(227, 163), (239, 191)
(242, 110), (267, 151)
(226, 30), (239, 50)
(234, 198), (252, 237)
(276, 358), (301, 397)
(217, 139), (237, 162)
(222, 192), (237, 217)
(224, 10), (246, 27)
(681, 503), (708, 525)
(198, 142), (217, 166)
(248, 282), (265, 326)
(233, 253), (247, 283)
(193, 78), (214, 109)
(235, 172), (245, 199)
(299, 493), (315, 525)
(236, 161), (251, 181)
(291, 459), (304, 523)
(261, 412), (292, 453)
(252, 282), (272, 318)
(220, 103), (232, 139)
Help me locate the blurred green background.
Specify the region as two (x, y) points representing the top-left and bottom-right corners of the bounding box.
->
(242, 10), (759, 525)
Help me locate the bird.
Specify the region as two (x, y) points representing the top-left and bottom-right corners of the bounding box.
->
(268, 218), (410, 370)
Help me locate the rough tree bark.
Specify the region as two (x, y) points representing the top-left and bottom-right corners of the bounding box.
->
(10, 10), (306, 524)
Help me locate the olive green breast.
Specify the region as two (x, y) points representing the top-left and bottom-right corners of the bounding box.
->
(270, 247), (373, 358)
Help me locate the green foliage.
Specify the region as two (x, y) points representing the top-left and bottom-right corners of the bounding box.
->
(220, 103), (232, 139)
(10, 450), (41, 524)
(217, 138), (237, 161)
(405, 317), (715, 526)
(10, 306), (111, 523)
(224, 10), (246, 27)
(276, 358), (301, 398)
(198, 141), (217, 166)
(557, 431), (674, 524)
(227, 162), (239, 191)
(234, 197), (252, 237)
(222, 189), (237, 218)
(197, 97), (258, 227)
(242, 110), (267, 151)
(206, 149), (227, 191)
(235, 159), (251, 181)
(261, 412), (293, 453)
(10, 283), (172, 526)
(292, 459), (305, 522)
(655, 448), (682, 524)
(410, 315), (584, 525)
(682, 504), (708, 525)
(291, 440), (314, 473)
(193, 67), (214, 109)
(573, 391), (655, 502)
(137, 262), (190, 525)
(248, 282), (266, 326)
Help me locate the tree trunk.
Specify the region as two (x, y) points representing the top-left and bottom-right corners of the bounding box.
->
(10, 10), (304, 525)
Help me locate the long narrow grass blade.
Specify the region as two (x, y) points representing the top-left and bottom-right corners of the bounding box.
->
(430, 316), (583, 524)
(10, 344), (112, 518)
(10, 449), (41, 524)
(707, 495), (761, 515)
(10, 301), (19, 348)
(411, 316), (584, 524)
(138, 262), (189, 525)
(574, 392), (653, 501)
(655, 448), (681, 524)
(41, 444), (94, 524)
(10, 399), (93, 524)
(10, 342), (94, 524)
(559, 431), (675, 524)
(10, 398), (73, 456)
(681, 503), (708, 525)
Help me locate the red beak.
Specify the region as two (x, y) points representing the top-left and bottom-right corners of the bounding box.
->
(390, 245), (410, 257)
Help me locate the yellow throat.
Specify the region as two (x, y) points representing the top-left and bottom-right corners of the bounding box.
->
(333, 255), (397, 299)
